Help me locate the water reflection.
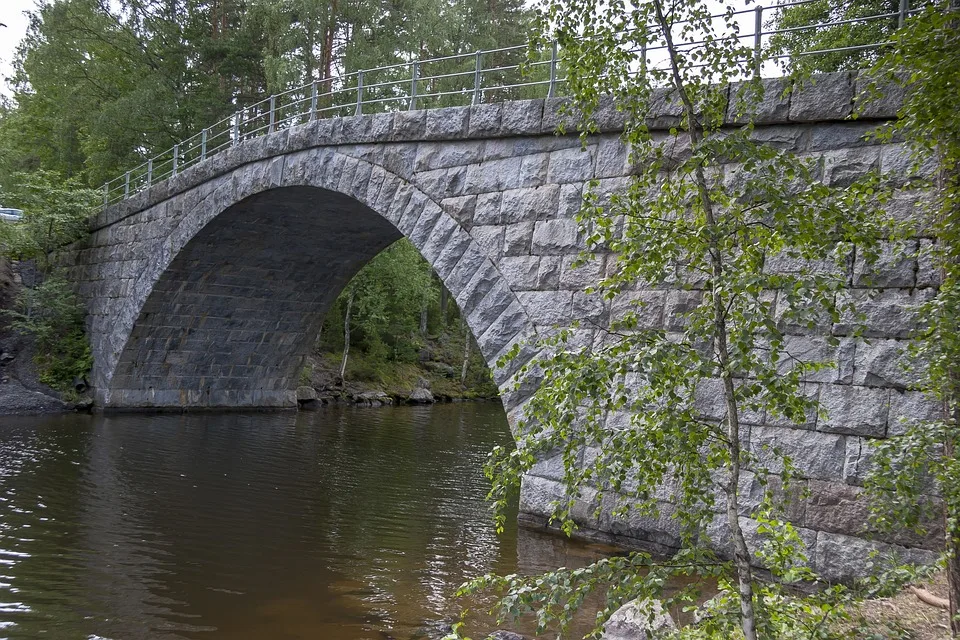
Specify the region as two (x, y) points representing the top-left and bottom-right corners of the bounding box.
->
(0, 405), (611, 639)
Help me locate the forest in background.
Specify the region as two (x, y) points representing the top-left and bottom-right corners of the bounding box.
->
(0, 0), (532, 398)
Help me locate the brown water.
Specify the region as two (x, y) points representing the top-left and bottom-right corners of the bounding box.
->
(0, 404), (613, 639)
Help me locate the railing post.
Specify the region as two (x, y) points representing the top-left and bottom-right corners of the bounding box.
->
(409, 61), (419, 110)
(641, 42), (648, 78)
(547, 40), (558, 98)
(172, 144), (179, 176)
(233, 113), (240, 146)
(898, 0), (909, 27)
(473, 50), (483, 105)
(310, 80), (318, 121)
(355, 71), (364, 116)
(754, 5), (763, 78)
(269, 96), (276, 133)
(124, 171), (130, 198)
(200, 128), (208, 162)
(102, 183), (109, 206)
(146, 159), (153, 187)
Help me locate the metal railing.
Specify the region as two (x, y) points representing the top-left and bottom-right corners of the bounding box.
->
(100, 0), (922, 208)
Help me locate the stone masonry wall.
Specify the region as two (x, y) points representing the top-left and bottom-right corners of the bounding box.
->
(63, 71), (940, 576)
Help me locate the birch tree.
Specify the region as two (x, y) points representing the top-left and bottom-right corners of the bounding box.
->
(449, 0), (895, 637)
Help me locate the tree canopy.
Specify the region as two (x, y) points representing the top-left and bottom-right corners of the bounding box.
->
(0, 0), (532, 189)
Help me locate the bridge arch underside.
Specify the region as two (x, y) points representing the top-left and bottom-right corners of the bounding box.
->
(109, 186), (410, 408)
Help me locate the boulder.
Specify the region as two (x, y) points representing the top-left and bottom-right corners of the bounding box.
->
(602, 598), (676, 640)
(296, 386), (318, 402)
(488, 632), (527, 640)
(407, 387), (435, 404)
(355, 390), (391, 406)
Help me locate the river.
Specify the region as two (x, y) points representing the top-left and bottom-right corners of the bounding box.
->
(0, 403), (614, 639)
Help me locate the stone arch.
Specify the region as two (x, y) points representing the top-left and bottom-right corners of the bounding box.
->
(98, 150), (537, 410)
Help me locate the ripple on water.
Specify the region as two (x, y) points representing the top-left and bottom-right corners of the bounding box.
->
(0, 405), (613, 639)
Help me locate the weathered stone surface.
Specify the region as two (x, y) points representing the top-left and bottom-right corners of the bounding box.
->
(499, 256), (541, 290)
(415, 140), (484, 171)
(819, 384), (889, 437)
(852, 240), (917, 288)
(917, 238), (942, 288)
(602, 599), (676, 640)
(425, 106), (470, 139)
(392, 110), (426, 140)
(407, 387), (435, 404)
(500, 100), (543, 136)
(778, 336), (855, 385)
(803, 479), (868, 538)
(517, 291), (573, 327)
(750, 425), (846, 480)
(852, 338), (920, 389)
(547, 146), (595, 183)
(834, 289), (935, 339)
(468, 103), (502, 137)
(887, 389), (942, 437)
(815, 531), (936, 583)
(520, 474), (599, 529)
(790, 72), (854, 122)
(296, 386), (317, 402)
(823, 146), (881, 187)
(531, 219), (581, 255)
(501, 186), (560, 224)
(880, 142), (940, 187)
(808, 121), (879, 152)
(855, 70), (906, 120)
(727, 77), (792, 125)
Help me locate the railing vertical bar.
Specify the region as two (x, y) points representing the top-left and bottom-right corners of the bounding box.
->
(898, 0), (909, 27)
(754, 6), (763, 78)
(103, 184), (108, 206)
(200, 128), (208, 162)
(233, 113), (240, 146)
(473, 50), (483, 105)
(409, 62), (419, 110)
(356, 71), (364, 116)
(310, 81), (318, 121)
(269, 96), (276, 133)
(147, 159), (153, 187)
(172, 144), (179, 176)
(547, 41), (558, 98)
(124, 172), (130, 198)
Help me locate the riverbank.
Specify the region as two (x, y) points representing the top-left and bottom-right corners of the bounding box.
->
(297, 347), (499, 408)
(0, 257), (81, 415)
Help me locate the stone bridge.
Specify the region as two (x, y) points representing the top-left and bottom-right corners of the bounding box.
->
(64, 71), (939, 577)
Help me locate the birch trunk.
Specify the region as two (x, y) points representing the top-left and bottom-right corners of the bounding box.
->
(338, 290), (354, 382)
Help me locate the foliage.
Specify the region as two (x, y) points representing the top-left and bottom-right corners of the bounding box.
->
(768, 1), (940, 74)
(444, 0), (895, 638)
(316, 239), (495, 395)
(0, 0), (533, 189)
(859, 2), (960, 634)
(336, 239), (437, 359)
(3, 273), (92, 394)
(0, 170), (100, 271)
(0, 171), (96, 396)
